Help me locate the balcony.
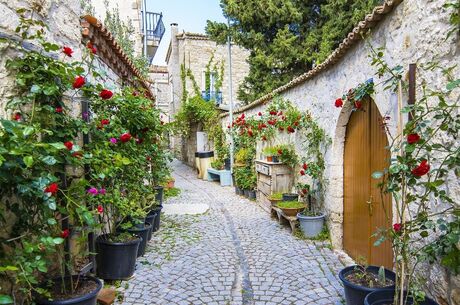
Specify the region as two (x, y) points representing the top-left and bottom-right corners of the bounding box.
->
(201, 91), (223, 105)
(140, 12), (165, 62)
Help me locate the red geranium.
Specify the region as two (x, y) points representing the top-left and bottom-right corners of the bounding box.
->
(62, 46), (73, 57)
(335, 98), (343, 108)
(55, 107), (63, 113)
(64, 141), (73, 150)
(407, 133), (421, 144)
(61, 229), (70, 238)
(72, 76), (85, 89)
(44, 183), (58, 195)
(120, 133), (132, 143)
(99, 89), (113, 100)
(287, 126), (295, 133)
(97, 205), (104, 214)
(412, 160), (430, 177)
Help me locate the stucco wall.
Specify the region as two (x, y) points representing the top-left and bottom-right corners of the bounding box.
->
(221, 1), (459, 303)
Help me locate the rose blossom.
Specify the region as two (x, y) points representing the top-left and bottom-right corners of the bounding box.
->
(97, 205), (104, 214)
(407, 133), (421, 144)
(62, 46), (73, 57)
(120, 133), (132, 143)
(64, 141), (73, 151)
(44, 183), (58, 195)
(99, 89), (113, 100)
(73, 76), (85, 89)
(61, 229), (70, 238)
(393, 223), (402, 233)
(335, 98), (343, 108)
(412, 160), (430, 177)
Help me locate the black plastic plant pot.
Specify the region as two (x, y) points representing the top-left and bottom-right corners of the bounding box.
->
(146, 213), (157, 240)
(224, 158), (231, 170)
(35, 275), (102, 305)
(364, 289), (439, 305)
(282, 193), (299, 201)
(248, 190), (257, 200)
(243, 189), (250, 197)
(150, 206), (163, 232)
(153, 185), (164, 206)
(127, 223), (152, 257)
(339, 265), (396, 305)
(272, 156), (279, 163)
(95, 234), (141, 280)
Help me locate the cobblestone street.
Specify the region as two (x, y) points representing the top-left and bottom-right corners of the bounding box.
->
(119, 161), (347, 305)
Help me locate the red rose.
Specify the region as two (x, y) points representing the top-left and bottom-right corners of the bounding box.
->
(278, 111), (283, 116)
(87, 42), (97, 54)
(101, 119), (110, 126)
(354, 101), (362, 109)
(72, 76), (85, 89)
(279, 126), (284, 131)
(146, 156), (152, 161)
(393, 223), (402, 233)
(97, 205), (104, 214)
(302, 163), (308, 170)
(258, 112), (262, 116)
(44, 183), (58, 195)
(227, 125), (231, 129)
(302, 188), (308, 194)
(294, 121), (299, 126)
(64, 141), (73, 150)
(335, 98), (343, 108)
(135, 138), (144, 144)
(62, 46), (73, 57)
(99, 89), (113, 100)
(287, 126), (295, 133)
(13, 113), (21, 121)
(412, 160), (430, 177)
(241, 113), (245, 119)
(72, 151), (83, 159)
(120, 133), (132, 143)
(300, 170), (305, 176)
(60, 229), (70, 238)
(247, 129), (253, 137)
(407, 133), (421, 144)
(55, 107), (63, 113)
(277, 149), (282, 155)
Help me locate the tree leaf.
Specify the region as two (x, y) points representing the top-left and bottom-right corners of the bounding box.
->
(41, 156), (57, 165)
(30, 84), (41, 93)
(372, 171), (384, 179)
(23, 156), (34, 167)
(0, 295), (13, 304)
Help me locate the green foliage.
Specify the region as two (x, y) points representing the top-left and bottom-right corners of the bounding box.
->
(211, 159), (224, 170)
(268, 192), (283, 200)
(262, 146), (278, 156)
(233, 167), (257, 190)
(277, 201), (305, 209)
(206, 0), (381, 103)
(275, 144), (298, 168)
(173, 95), (219, 136)
(164, 187), (181, 198)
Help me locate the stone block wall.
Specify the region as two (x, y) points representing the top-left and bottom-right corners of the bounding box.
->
(221, 0), (459, 303)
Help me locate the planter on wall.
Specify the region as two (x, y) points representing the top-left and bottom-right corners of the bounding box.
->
(365, 290), (439, 305)
(339, 265), (396, 305)
(96, 234), (141, 280)
(282, 193), (299, 201)
(297, 213), (325, 237)
(35, 275), (102, 305)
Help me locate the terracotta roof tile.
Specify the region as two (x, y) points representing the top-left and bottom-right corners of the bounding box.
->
(222, 0), (402, 117)
(80, 15), (153, 99)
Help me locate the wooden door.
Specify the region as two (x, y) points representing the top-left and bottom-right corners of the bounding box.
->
(343, 98), (393, 268)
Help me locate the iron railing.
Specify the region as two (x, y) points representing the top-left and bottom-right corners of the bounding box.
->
(141, 12), (165, 41)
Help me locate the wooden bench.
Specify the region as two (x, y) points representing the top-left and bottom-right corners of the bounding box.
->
(271, 207), (298, 234)
(207, 168), (232, 186)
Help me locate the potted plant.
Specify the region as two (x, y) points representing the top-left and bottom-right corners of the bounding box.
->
(262, 146), (279, 162)
(268, 192), (283, 207)
(276, 201), (306, 216)
(211, 159), (224, 170)
(339, 264), (396, 305)
(166, 176), (175, 189)
(276, 144), (299, 200)
(365, 290), (438, 305)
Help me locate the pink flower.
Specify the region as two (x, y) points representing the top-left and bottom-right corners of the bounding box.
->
(393, 223), (402, 233)
(87, 187), (98, 195)
(110, 138), (117, 144)
(99, 188), (106, 195)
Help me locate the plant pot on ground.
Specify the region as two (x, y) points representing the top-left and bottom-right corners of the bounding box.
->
(276, 201), (306, 216)
(297, 212), (326, 238)
(127, 223), (152, 257)
(153, 185), (164, 206)
(339, 265), (396, 305)
(166, 178), (175, 189)
(96, 233), (141, 280)
(243, 189), (250, 197)
(150, 205), (163, 232)
(364, 289), (439, 305)
(35, 275), (102, 305)
(248, 189), (256, 200)
(282, 193), (299, 201)
(145, 212), (157, 240)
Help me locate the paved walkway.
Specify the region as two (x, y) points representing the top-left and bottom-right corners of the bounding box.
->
(118, 161), (347, 305)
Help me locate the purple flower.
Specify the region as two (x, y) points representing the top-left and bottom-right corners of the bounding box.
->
(87, 187), (98, 195)
(99, 188), (106, 195)
(110, 138), (117, 144)
(82, 112), (89, 119)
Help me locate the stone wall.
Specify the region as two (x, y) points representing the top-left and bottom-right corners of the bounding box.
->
(149, 65), (170, 121)
(221, 0), (459, 303)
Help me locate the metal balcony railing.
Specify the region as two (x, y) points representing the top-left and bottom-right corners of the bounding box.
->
(141, 12), (165, 41)
(201, 91), (223, 105)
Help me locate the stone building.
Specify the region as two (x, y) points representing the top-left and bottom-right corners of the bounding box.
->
(166, 23), (250, 164)
(221, 0), (460, 303)
(149, 65), (170, 120)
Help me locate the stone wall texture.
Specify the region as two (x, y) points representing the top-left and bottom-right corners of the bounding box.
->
(221, 1), (460, 304)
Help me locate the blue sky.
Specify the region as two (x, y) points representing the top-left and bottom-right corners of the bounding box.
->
(147, 0), (227, 65)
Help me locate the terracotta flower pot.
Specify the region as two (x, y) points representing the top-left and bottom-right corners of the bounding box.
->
(267, 156), (273, 162)
(279, 206), (306, 217)
(166, 179), (175, 189)
(269, 198), (282, 207)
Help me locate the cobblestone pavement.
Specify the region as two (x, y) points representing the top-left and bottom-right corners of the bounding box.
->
(118, 161), (347, 305)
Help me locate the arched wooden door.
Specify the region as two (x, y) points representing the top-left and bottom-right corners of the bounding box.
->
(343, 98), (393, 268)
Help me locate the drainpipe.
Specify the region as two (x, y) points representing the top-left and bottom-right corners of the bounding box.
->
(227, 18), (234, 185)
(142, 0), (147, 58)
